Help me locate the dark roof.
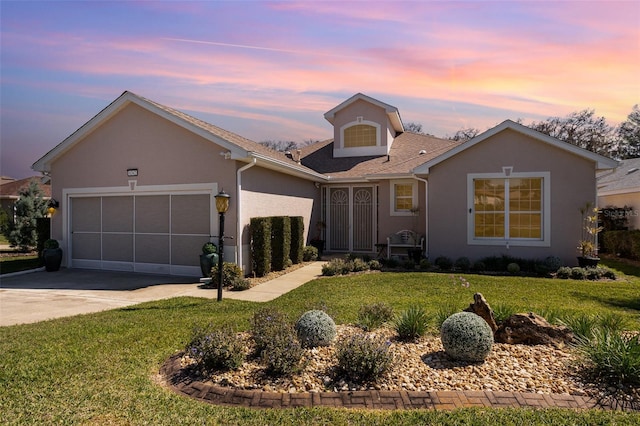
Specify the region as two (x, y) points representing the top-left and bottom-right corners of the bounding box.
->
(300, 132), (462, 179)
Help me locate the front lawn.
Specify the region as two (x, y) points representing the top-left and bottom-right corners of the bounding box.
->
(1, 269), (639, 425)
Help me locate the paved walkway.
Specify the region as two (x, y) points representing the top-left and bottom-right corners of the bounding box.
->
(0, 262), (325, 326)
(160, 354), (603, 411)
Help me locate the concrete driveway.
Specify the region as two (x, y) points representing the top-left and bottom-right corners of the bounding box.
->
(0, 268), (218, 326)
(0, 262), (325, 327)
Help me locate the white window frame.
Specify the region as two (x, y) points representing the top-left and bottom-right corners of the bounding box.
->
(467, 171), (551, 247)
(390, 179), (417, 216)
(334, 119), (382, 157)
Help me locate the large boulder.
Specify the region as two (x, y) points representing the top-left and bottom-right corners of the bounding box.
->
(463, 292), (498, 333)
(494, 312), (573, 347)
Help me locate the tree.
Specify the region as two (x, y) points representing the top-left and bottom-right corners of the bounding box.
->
(449, 128), (480, 142)
(404, 122), (426, 134)
(4, 180), (48, 251)
(259, 140), (298, 152)
(528, 109), (615, 156)
(617, 105), (640, 159)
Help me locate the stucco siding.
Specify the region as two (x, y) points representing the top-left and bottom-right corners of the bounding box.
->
(49, 103), (238, 264)
(332, 99), (391, 148)
(427, 129), (596, 266)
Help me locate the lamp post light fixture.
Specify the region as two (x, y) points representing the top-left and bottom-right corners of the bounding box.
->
(214, 190), (230, 302)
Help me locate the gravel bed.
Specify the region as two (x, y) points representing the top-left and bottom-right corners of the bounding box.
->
(182, 325), (589, 396)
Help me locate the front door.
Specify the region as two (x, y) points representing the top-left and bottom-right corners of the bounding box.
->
(327, 186), (375, 252)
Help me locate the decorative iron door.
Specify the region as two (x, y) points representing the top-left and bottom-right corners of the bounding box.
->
(328, 186), (375, 252)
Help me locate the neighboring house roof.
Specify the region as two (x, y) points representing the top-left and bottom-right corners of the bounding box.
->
(323, 93), (404, 133)
(0, 176), (51, 200)
(301, 132), (461, 180)
(414, 119), (619, 174)
(597, 157), (640, 195)
(32, 91), (326, 182)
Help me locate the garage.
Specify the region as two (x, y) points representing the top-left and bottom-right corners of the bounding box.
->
(69, 191), (213, 276)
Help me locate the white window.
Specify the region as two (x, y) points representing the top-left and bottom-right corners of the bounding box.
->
(467, 171), (550, 247)
(390, 180), (417, 216)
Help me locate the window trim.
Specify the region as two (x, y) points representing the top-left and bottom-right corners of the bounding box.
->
(339, 119), (381, 150)
(390, 179), (417, 216)
(467, 171), (550, 247)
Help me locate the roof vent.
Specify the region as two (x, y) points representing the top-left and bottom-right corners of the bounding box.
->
(418, 149), (427, 155)
(627, 167), (639, 174)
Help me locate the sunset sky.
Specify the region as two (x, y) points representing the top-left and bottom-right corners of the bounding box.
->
(1, 1), (639, 179)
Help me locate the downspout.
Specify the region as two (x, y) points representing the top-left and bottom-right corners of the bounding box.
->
(414, 176), (429, 258)
(236, 158), (257, 271)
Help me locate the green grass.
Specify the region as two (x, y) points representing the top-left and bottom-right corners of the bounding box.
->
(1, 271), (639, 425)
(0, 255), (40, 274)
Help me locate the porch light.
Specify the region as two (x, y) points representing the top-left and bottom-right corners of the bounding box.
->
(214, 190), (231, 302)
(47, 199), (59, 215)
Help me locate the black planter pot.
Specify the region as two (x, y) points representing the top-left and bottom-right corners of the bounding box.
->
(577, 256), (600, 268)
(200, 253), (219, 277)
(43, 248), (63, 272)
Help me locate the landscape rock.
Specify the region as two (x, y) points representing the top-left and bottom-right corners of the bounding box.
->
(463, 292), (498, 333)
(495, 312), (574, 347)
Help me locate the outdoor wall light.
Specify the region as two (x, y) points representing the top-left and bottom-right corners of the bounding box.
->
(47, 199), (59, 215)
(214, 190), (231, 302)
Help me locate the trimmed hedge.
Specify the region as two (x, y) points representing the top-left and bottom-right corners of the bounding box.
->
(289, 216), (304, 265)
(271, 216), (291, 271)
(601, 230), (640, 260)
(250, 217), (271, 277)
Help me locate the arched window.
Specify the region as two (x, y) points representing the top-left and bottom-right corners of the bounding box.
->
(344, 124), (377, 148)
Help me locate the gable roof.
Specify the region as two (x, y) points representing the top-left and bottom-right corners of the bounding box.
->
(301, 132), (461, 181)
(413, 119), (619, 174)
(32, 91), (326, 181)
(597, 157), (640, 195)
(323, 93), (404, 133)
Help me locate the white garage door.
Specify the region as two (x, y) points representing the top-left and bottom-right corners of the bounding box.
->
(70, 193), (212, 276)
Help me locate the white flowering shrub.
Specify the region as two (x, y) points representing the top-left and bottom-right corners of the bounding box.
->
(295, 310), (337, 348)
(440, 312), (493, 362)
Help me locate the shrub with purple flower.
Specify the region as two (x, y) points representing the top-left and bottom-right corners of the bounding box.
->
(186, 325), (245, 373)
(335, 333), (394, 384)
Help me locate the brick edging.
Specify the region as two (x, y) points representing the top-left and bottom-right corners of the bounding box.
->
(160, 353), (601, 410)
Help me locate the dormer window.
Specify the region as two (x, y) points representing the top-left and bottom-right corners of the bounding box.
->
(344, 124), (377, 148)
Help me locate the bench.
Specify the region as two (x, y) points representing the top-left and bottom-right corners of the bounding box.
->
(387, 229), (424, 259)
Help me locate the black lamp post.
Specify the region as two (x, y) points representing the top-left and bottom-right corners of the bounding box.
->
(214, 190), (230, 302)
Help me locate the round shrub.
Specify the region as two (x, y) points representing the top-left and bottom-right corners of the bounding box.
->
(434, 256), (453, 271)
(542, 256), (562, 273)
(295, 310), (337, 348)
(303, 245), (318, 261)
(335, 333), (393, 384)
(570, 267), (586, 280)
(419, 258), (431, 270)
(202, 242), (217, 254)
(472, 261), (486, 272)
(454, 257), (471, 271)
(440, 312), (493, 362)
(368, 259), (382, 270)
(507, 262), (520, 274)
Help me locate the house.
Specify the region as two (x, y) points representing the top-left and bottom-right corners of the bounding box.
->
(32, 91), (618, 276)
(597, 158), (640, 229)
(0, 176), (52, 220)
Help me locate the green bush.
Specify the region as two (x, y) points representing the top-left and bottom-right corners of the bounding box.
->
(210, 262), (247, 288)
(295, 310), (337, 348)
(356, 302), (394, 331)
(402, 259), (416, 270)
(557, 267), (617, 281)
(251, 307), (291, 355)
(440, 312), (493, 362)
(560, 313), (601, 341)
(186, 325), (245, 373)
(302, 245), (318, 261)
(507, 262), (520, 274)
(43, 239), (59, 249)
(556, 266), (572, 279)
(368, 259), (382, 270)
(250, 217), (271, 277)
(261, 326), (304, 377)
(289, 216), (304, 264)
(271, 216), (291, 271)
(454, 257), (471, 271)
(335, 333), (393, 384)
(434, 256), (453, 271)
(575, 329), (640, 409)
(472, 261), (486, 272)
(394, 305), (430, 341)
(601, 229), (640, 259)
(419, 258), (431, 270)
(201, 242), (217, 254)
(571, 267), (587, 280)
